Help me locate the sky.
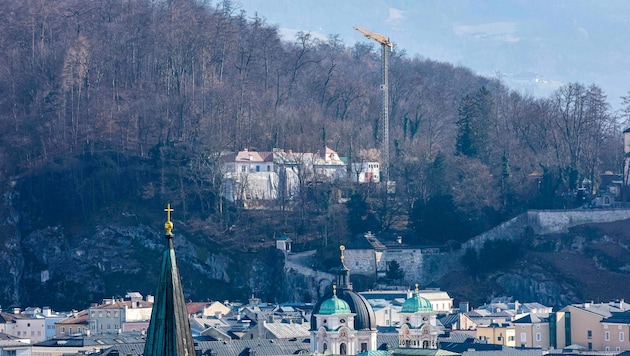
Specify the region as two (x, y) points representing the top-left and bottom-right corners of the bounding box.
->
(231, 0), (630, 111)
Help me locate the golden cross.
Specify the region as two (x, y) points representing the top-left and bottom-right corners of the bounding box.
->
(333, 284), (337, 296)
(340, 245), (345, 263)
(415, 283), (419, 294)
(165, 203), (173, 222)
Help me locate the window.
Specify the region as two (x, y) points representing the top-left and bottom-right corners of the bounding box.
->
(31, 331), (34, 336)
(606, 347), (610, 351)
(587, 330), (592, 339)
(621, 332), (625, 342)
(617, 347), (621, 351)
(61, 327), (65, 333)
(69, 328), (72, 334)
(114, 311), (118, 317)
(536, 333), (541, 341)
(267, 165), (271, 172)
(255, 165), (260, 172)
(17, 331), (20, 336)
(241, 166), (246, 172)
(361, 343), (368, 352)
(605, 331), (610, 341)
(588, 342), (592, 350)
(520, 333), (527, 342)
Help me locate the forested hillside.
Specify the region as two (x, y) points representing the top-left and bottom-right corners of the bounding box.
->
(0, 0), (628, 308)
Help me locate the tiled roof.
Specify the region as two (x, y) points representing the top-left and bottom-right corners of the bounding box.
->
(235, 150), (274, 163)
(56, 310), (89, 325)
(91, 300), (152, 309)
(195, 338), (311, 356)
(357, 351), (393, 356)
(35, 332), (146, 347)
(461, 347), (543, 356)
(186, 301), (211, 315)
(513, 313), (548, 324)
(0, 312), (23, 322)
(390, 348), (460, 356)
(98, 343), (145, 355)
(439, 314), (460, 328)
(565, 303), (621, 318)
(602, 310), (630, 324)
(264, 322), (310, 339)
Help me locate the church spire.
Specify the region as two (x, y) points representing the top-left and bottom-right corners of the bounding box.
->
(143, 203), (196, 356)
(336, 245), (352, 291)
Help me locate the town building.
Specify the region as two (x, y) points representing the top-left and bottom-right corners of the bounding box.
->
(342, 231), (446, 287)
(221, 146), (377, 203)
(351, 161), (381, 183)
(88, 293), (153, 335)
(551, 300), (630, 351)
(55, 310), (88, 338)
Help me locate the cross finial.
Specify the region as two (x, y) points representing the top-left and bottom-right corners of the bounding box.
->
(415, 283), (419, 294)
(333, 284), (337, 296)
(164, 203), (174, 237)
(340, 245), (345, 263)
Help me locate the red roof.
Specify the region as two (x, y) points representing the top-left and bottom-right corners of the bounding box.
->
(185, 302), (211, 315)
(57, 310), (89, 325)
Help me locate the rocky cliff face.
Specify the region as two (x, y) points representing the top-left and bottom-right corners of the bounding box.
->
(0, 184), (286, 310)
(438, 218), (630, 307)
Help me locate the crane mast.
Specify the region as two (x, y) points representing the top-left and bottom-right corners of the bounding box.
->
(354, 26), (393, 191)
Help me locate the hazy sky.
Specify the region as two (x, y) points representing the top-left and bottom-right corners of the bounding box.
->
(232, 0), (630, 111)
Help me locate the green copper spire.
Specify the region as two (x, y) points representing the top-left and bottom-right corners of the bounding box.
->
(143, 204), (196, 356)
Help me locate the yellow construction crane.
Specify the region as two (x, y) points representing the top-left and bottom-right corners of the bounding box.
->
(354, 26), (393, 191)
(354, 26), (393, 50)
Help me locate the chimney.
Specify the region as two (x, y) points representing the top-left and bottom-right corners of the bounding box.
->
(145, 295), (154, 303)
(43, 307), (52, 317)
(12, 307), (20, 315)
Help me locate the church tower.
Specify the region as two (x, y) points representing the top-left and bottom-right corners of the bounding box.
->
(310, 246), (377, 354)
(143, 204), (196, 356)
(311, 285), (359, 355)
(398, 284), (439, 349)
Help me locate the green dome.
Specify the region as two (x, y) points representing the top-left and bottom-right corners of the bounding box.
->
(401, 293), (433, 313)
(319, 295), (351, 315)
